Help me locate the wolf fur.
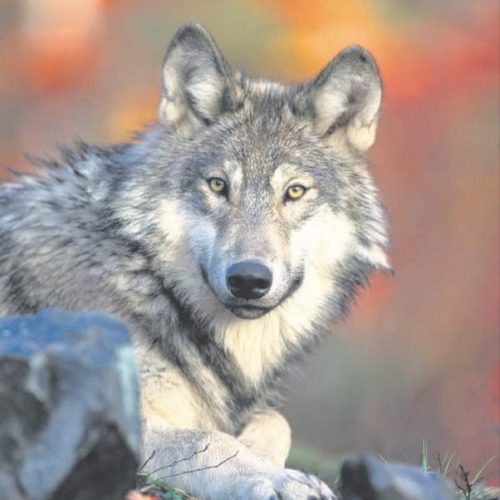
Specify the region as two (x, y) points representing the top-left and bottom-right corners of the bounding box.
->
(0, 24), (390, 499)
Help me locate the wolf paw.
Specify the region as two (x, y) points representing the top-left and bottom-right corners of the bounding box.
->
(274, 469), (336, 500)
(243, 469), (336, 500)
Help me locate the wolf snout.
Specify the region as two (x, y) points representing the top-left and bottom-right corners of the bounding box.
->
(226, 261), (273, 300)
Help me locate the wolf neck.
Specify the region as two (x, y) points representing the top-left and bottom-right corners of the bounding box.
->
(213, 290), (326, 387)
(219, 313), (296, 386)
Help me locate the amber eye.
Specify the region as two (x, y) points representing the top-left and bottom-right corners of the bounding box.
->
(285, 184), (307, 201)
(208, 177), (227, 195)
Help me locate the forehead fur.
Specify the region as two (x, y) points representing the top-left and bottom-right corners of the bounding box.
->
(210, 81), (330, 175)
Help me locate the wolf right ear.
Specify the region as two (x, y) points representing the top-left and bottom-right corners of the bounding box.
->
(294, 45), (383, 154)
(159, 24), (242, 136)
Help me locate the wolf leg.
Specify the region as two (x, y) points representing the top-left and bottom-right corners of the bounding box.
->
(142, 426), (335, 500)
(237, 410), (291, 467)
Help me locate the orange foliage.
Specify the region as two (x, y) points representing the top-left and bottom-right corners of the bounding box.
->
(24, 41), (100, 93)
(98, 0), (137, 12)
(21, 0), (104, 92)
(257, 0), (499, 102)
(349, 273), (393, 324)
(105, 88), (158, 141)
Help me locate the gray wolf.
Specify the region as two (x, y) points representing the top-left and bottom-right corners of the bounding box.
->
(0, 23), (390, 499)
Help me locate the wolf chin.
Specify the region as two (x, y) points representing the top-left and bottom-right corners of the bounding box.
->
(0, 24), (390, 499)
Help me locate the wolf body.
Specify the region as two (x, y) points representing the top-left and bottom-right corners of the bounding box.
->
(0, 24), (390, 499)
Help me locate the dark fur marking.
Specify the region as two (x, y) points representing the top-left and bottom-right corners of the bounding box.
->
(4, 266), (41, 314)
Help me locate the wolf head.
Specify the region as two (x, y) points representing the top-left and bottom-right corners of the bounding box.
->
(119, 24), (390, 328)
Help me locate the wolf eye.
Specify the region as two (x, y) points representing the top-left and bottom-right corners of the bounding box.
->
(285, 184), (307, 201)
(208, 177), (227, 195)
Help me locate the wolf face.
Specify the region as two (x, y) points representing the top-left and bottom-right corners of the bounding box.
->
(122, 24), (390, 324)
(171, 117), (363, 321)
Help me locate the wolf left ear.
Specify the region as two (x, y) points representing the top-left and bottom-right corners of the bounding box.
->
(159, 24), (242, 136)
(294, 45), (382, 154)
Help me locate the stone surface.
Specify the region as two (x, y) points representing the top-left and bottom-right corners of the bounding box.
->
(339, 454), (455, 500)
(0, 309), (142, 500)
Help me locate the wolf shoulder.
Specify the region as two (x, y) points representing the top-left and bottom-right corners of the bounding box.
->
(0, 148), (147, 319)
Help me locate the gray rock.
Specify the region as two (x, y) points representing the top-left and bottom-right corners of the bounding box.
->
(339, 454), (455, 500)
(0, 309), (141, 500)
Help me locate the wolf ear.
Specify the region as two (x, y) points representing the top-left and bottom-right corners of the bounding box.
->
(295, 45), (382, 154)
(158, 24), (242, 136)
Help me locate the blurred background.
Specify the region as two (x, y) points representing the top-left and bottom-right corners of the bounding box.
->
(0, 0), (498, 486)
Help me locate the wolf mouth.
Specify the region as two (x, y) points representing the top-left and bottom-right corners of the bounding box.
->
(224, 274), (304, 319)
(226, 305), (271, 319)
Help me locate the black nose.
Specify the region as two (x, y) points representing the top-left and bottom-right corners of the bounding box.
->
(226, 261), (272, 300)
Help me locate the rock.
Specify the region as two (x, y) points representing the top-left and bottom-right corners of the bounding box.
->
(0, 309), (142, 500)
(339, 454), (455, 500)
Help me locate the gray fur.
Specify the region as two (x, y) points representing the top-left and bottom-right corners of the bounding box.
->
(0, 23), (390, 499)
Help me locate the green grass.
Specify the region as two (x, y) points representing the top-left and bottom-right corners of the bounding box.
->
(420, 440), (499, 500)
(287, 442), (342, 486)
(133, 473), (197, 499)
